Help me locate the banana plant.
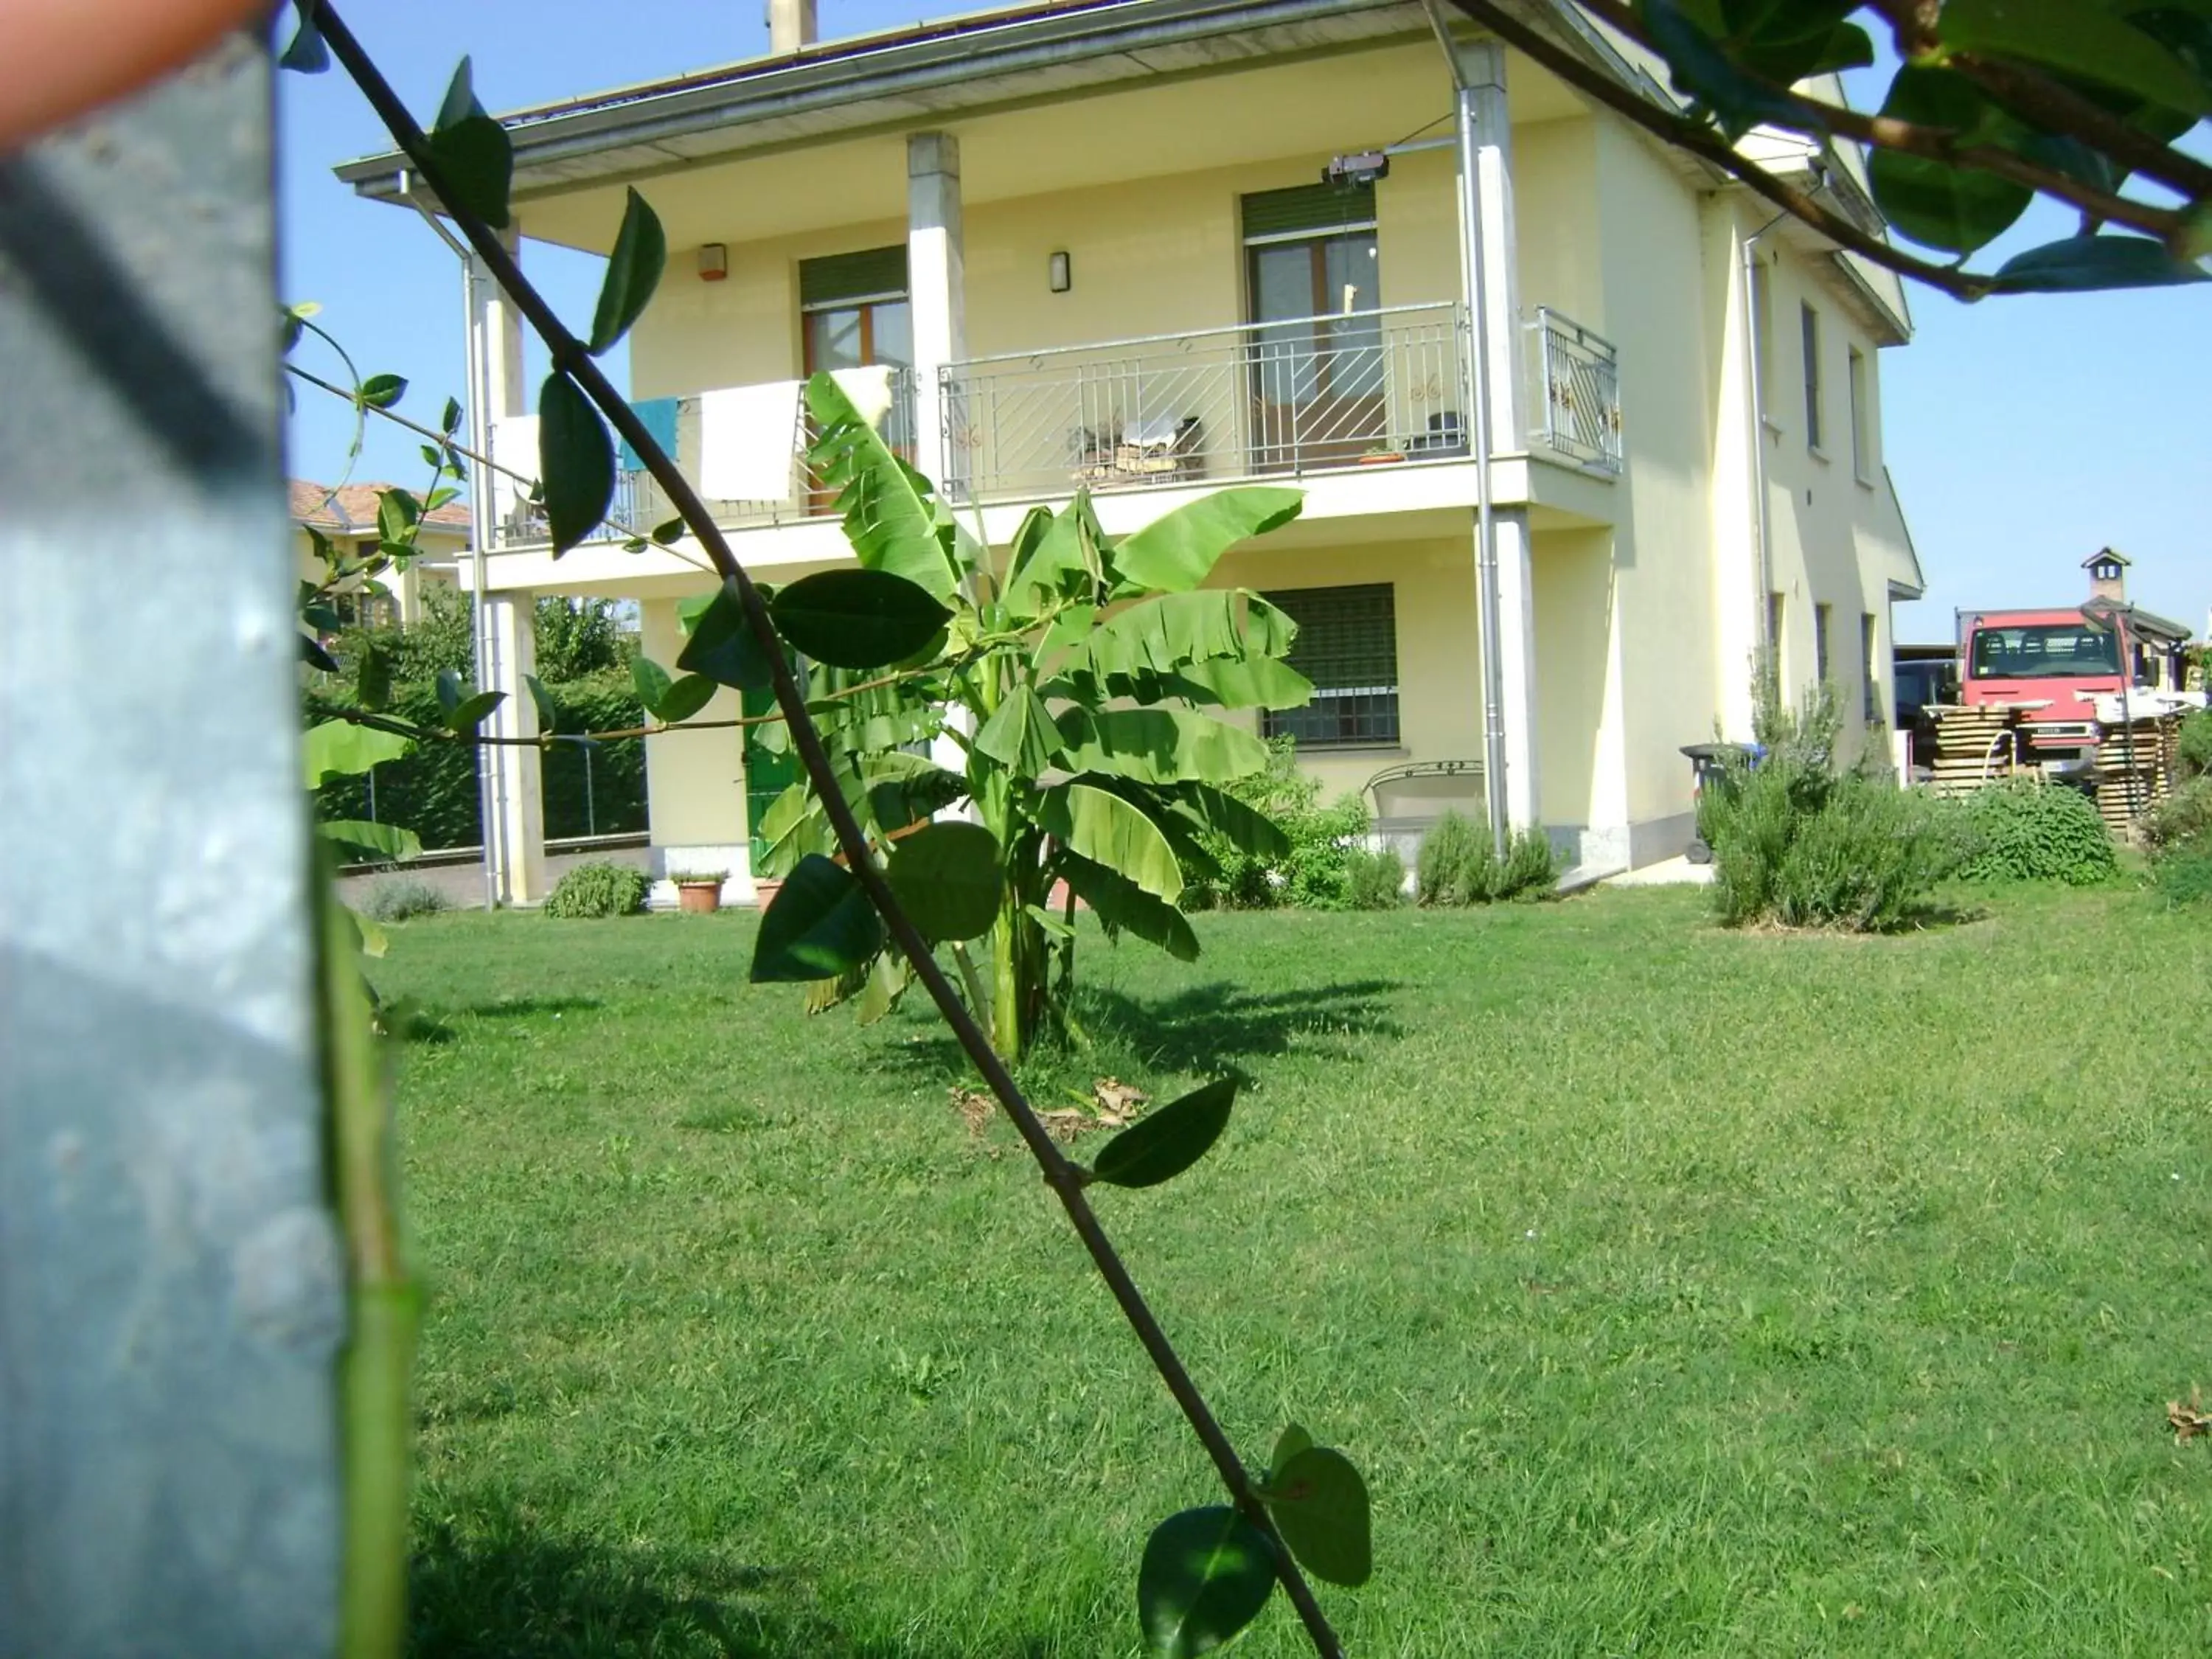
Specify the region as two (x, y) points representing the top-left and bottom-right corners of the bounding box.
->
(645, 375), (1312, 1060)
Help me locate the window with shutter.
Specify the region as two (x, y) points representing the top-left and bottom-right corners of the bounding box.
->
(1261, 583), (1400, 747)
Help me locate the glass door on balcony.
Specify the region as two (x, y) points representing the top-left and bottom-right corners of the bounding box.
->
(1242, 184), (1384, 473)
(799, 247), (915, 504)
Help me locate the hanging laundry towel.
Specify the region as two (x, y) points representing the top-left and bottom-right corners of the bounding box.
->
(616, 396), (681, 473)
(488, 414), (540, 526)
(698, 380), (803, 502)
(828, 364), (896, 431)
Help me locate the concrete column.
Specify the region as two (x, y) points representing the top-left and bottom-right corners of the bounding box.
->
(1491, 507), (1541, 829)
(482, 591), (546, 905)
(908, 132), (967, 495)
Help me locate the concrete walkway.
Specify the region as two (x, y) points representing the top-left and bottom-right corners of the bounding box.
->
(1604, 855), (1714, 888)
(337, 837), (653, 911)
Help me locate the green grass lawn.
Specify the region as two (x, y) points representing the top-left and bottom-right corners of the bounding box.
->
(376, 883), (2212, 1657)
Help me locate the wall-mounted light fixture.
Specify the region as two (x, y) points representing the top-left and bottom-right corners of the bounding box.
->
(698, 243), (728, 282)
(1048, 250), (1071, 293)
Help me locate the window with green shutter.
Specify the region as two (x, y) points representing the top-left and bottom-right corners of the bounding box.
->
(797, 246), (908, 310)
(1262, 583), (1400, 747)
(1240, 183), (1378, 244)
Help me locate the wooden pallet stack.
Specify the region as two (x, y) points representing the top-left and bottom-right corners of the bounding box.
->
(1929, 705), (2022, 798)
(2094, 711), (2180, 834)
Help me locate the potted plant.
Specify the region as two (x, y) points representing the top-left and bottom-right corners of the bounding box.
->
(669, 868), (727, 914)
(1357, 442), (1406, 465)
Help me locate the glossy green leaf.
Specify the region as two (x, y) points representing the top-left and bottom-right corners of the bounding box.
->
(1110, 487), (1303, 593)
(652, 515), (688, 546)
(279, 1), (329, 72)
(428, 58), (513, 230)
(538, 373), (616, 554)
(359, 374), (407, 411)
(678, 580), (778, 691)
(1083, 591), (1297, 681)
(1988, 233), (2212, 293)
(1004, 495), (1107, 619)
(855, 949), (911, 1026)
(864, 759), (967, 835)
(303, 720), (414, 788)
(434, 669), (465, 713)
(1092, 1078), (1235, 1189)
(355, 641), (392, 712)
(444, 690), (505, 734)
(441, 395), (464, 436)
(589, 189), (667, 355)
(1269, 1425), (1315, 1484)
(1636, 0), (1820, 139)
(751, 854), (886, 983)
(973, 685), (1064, 776)
(1041, 783), (1185, 901)
(770, 568), (953, 669)
(317, 819), (423, 863)
(630, 655), (675, 718)
(1259, 1446), (1371, 1588)
(804, 372), (959, 601)
(655, 672), (720, 725)
(1939, 0), (2211, 116)
(1057, 853), (1200, 962)
(1169, 782), (1293, 860)
(523, 672), (560, 731)
(1868, 69), (2034, 255)
(1137, 1506), (1277, 1658)
(1056, 706), (1270, 787)
(886, 821), (1003, 941)
(301, 634), (340, 674)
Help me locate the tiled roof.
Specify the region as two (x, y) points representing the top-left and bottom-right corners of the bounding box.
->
(291, 479), (472, 536)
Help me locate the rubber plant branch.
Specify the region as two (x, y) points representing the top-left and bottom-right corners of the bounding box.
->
(1442, 0), (1998, 299)
(1571, 0), (2186, 243)
(306, 6), (1346, 1653)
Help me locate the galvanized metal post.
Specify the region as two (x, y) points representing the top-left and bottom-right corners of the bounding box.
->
(0, 32), (343, 1658)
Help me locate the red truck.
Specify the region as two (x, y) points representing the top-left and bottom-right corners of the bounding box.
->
(1958, 602), (2195, 771)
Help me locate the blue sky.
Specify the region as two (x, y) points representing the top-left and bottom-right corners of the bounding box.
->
(279, 2), (2209, 644)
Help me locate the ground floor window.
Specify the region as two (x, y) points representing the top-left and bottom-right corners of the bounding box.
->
(1260, 582), (1400, 747)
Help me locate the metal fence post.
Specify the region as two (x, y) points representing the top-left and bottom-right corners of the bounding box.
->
(0, 32), (343, 1658)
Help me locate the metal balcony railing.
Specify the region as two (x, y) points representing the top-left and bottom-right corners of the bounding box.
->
(487, 375), (919, 549)
(938, 302), (1472, 506)
(1526, 306), (1622, 474)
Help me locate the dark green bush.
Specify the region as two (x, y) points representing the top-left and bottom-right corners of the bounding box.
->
(2178, 709), (2212, 780)
(359, 876), (453, 922)
(1703, 684), (1969, 931)
(1415, 812), (1556, 904)
(542, 861), (649, 919)
(2152, 841), (2212, 907)
(1345, 846), (1406, 910)
(2144, 777), (2212, 855)
(1958, 778), (2118, 886)
(1179, 739), (1370, 911)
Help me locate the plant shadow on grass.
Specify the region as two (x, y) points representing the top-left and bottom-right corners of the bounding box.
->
(409, 1508), (926, 1658)
(460, 995), (605, 1020)
(880, 978), (1405, 1088)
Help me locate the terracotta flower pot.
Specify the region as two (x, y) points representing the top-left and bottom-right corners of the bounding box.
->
(675, 880), (723, 914)
(751, 880), (782, 911)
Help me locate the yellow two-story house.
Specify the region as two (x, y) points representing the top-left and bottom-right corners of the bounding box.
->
(343, 0), (1923, 905)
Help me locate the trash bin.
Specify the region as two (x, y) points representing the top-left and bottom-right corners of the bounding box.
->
(1680, 742), (1761, 864)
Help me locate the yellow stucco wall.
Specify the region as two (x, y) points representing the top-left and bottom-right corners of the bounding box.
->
(293, 525), (463, 627)
(638, 597), (749, 849)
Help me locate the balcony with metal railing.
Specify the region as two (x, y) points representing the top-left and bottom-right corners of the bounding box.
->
(480, 304), (1622, 551)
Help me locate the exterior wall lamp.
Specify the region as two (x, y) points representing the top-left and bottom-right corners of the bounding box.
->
(1048, 250), (1071, 293)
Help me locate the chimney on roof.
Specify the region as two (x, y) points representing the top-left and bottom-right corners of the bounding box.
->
(768, 0), (817, 54)
(2084, 547), (2130, 605)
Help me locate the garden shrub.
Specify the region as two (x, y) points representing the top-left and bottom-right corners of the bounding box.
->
(2143, 776), (2212, 855)
(1344, 846), (1406, 909)
(2178, 708), (2212, 780)
(1703, 684), (1969, 930)
(2152, 841), (2212, 907)
(359, 876), (452, 922)
(1415, 812), (1557, 904)
(1415, 810), (1484, 905)
(542, 860), (648, 919)
(1179, 738), (1371, 911)
(1958, 777), (2118, 886)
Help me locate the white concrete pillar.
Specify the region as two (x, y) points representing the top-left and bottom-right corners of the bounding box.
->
(907, 132), (967, 495)
(481, 591), (546, 905)
(1492, 507), (1541, 830)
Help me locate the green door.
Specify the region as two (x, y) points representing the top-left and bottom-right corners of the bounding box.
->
(742, 683), (799, 870)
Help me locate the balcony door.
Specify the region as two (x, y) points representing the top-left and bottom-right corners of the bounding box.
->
(1243, 184), (1385, 472)
(799, 246), (915, 500)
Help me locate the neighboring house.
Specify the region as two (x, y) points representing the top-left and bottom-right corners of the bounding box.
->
(291, 479), (468, 629)
(340, 0), (1924, 905)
